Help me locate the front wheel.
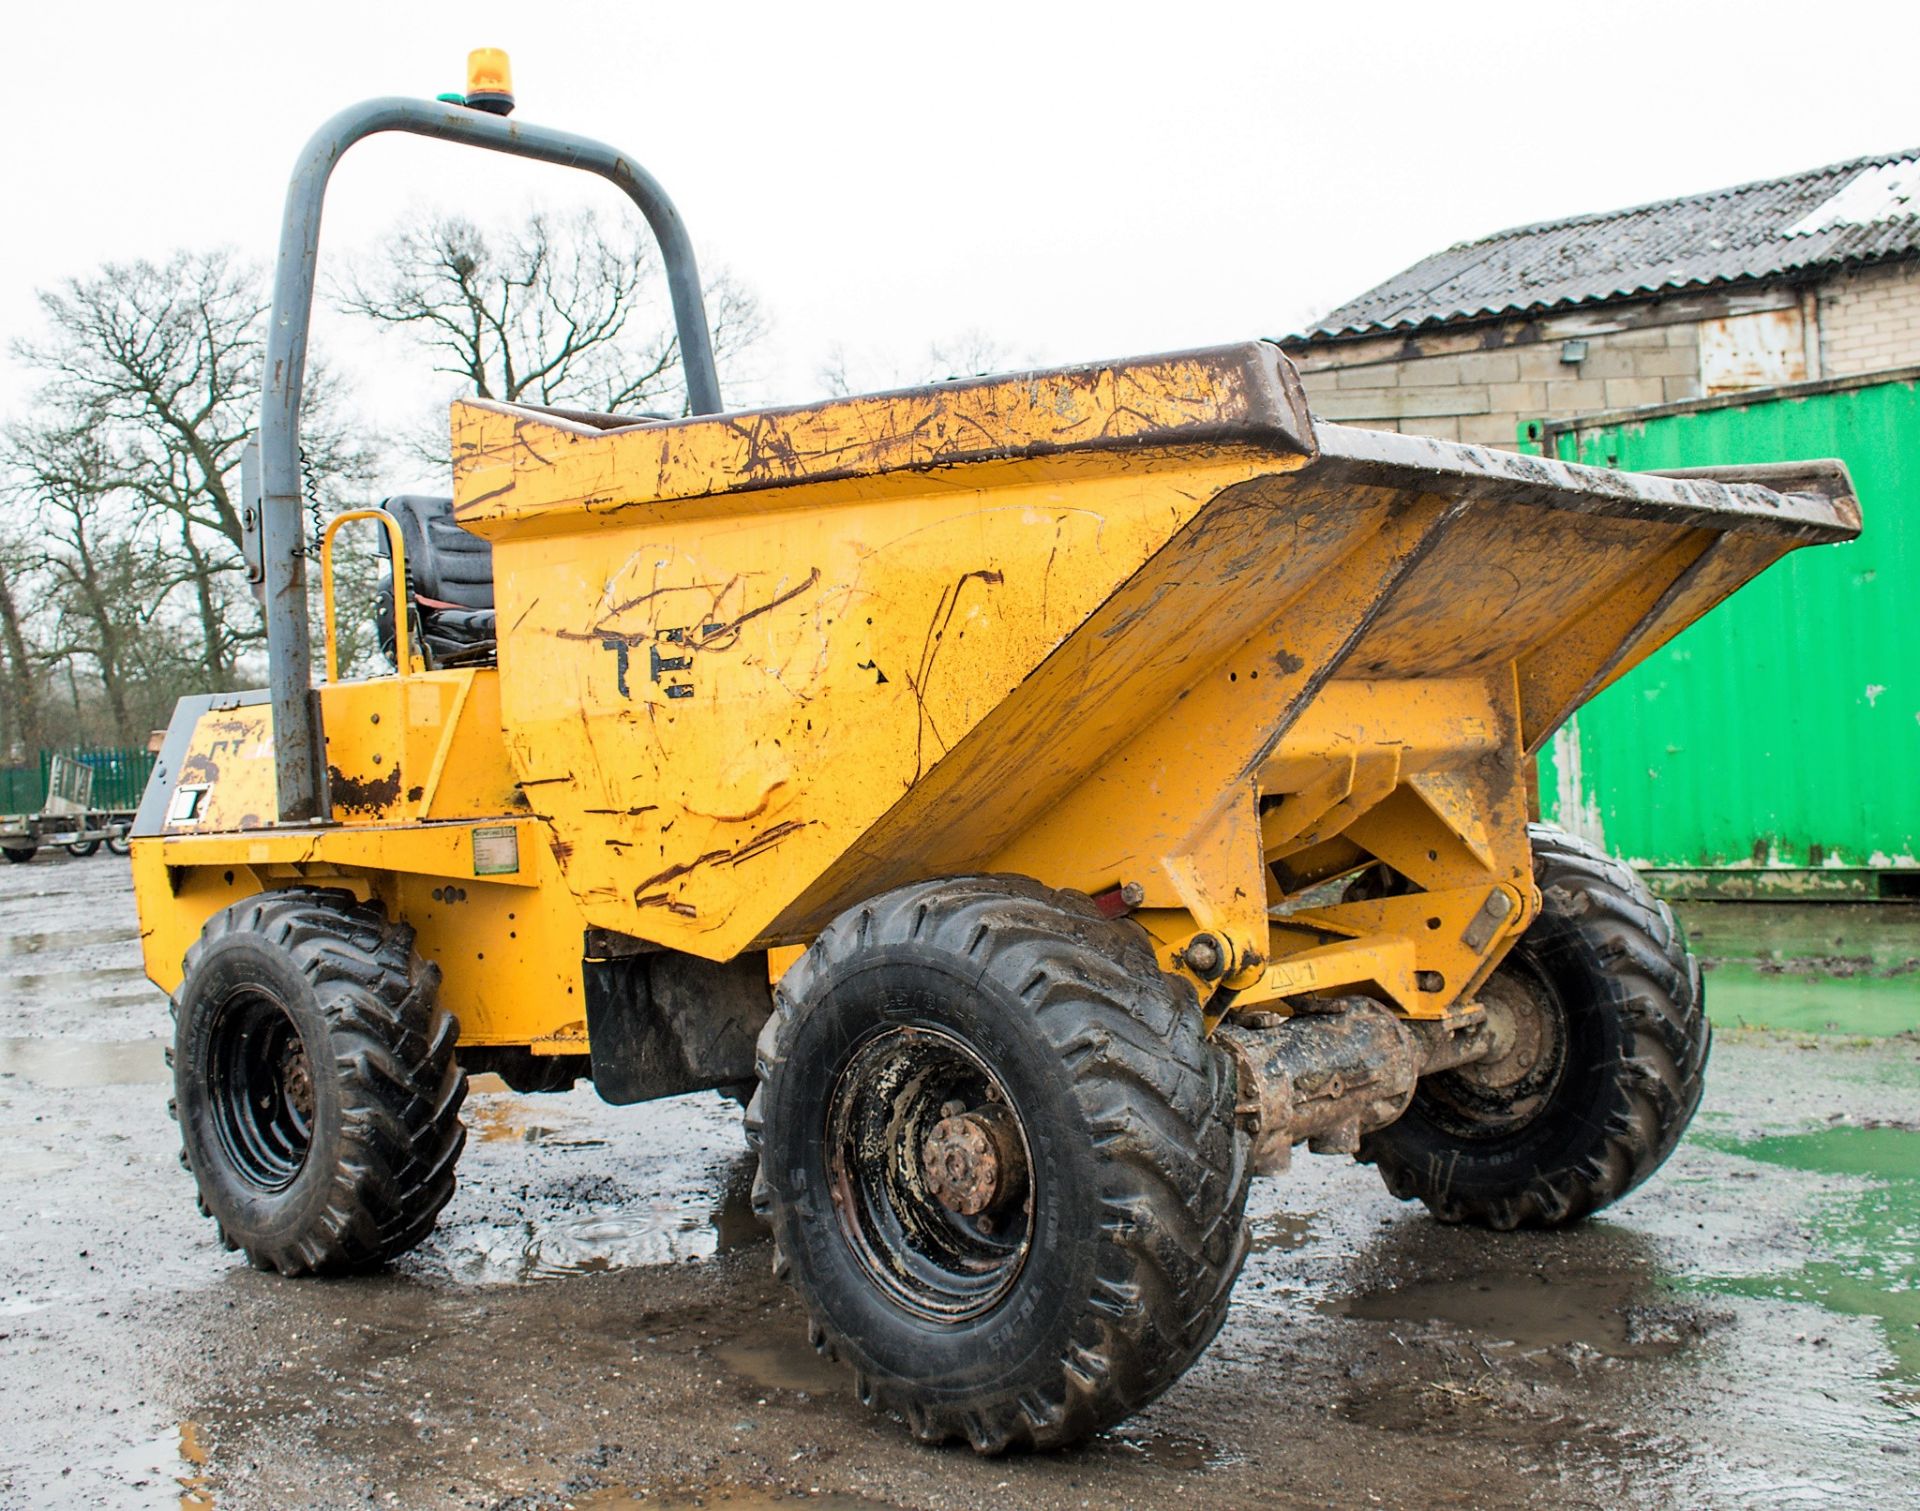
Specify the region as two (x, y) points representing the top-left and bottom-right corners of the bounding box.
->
(748, 876), (1250, 1452)
(2, 846), (35, 865)
(1361, 824), (1708, 1229)
(171, 888), (467, 1273)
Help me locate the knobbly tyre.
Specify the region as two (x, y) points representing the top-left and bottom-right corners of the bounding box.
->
(133, 51), (1860, 1453)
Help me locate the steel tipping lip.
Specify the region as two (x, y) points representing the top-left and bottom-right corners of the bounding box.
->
(1304, 421), (1862, 545)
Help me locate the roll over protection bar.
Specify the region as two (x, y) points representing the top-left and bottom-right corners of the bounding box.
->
(260, 96), (722, 821)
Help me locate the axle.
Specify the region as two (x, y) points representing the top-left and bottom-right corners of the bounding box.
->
(1218, 998), (1494, 1174)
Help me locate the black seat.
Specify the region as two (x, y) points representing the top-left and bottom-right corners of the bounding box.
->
(374, 495), (498, 666)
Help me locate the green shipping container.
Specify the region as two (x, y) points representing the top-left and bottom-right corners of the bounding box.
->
(1529, 368), (1919, 898)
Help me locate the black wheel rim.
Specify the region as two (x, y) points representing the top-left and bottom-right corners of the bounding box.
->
(207, 987), (315, 1191)
(1415, 957), (1572, 1141)
(825, 1024), (1035, 1324)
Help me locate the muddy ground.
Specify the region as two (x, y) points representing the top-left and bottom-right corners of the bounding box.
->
(0, 856), (1915, 1510)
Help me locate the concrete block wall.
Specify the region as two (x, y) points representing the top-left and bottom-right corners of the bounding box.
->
(1288, 314), (1706, 448)
(1287, 260), (1920, 450)
(1819, 259), (1920, 377)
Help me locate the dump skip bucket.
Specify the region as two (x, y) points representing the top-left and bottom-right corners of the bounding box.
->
(450, 342), (1857, 966)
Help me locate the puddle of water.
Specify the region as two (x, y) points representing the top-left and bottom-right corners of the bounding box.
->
(0, 1146), (87, 1182)
(1682, 901), (1920, 1036)
(446, 1204), (718, 1281)
(1691, 1124), (1920, 1391)
(577, 1489), (898, 1510)
(0, 1037), (168, 1088)
(9, 964), (155, 994)
(0, 924), (141, 957)
(107, 1421), (215, 1508)
(1339, 1269), (1692, 1360)
(1706, 964), (1920, 1037)
(1685, 901), (1920, 974)
(712, 1334), (845, 1396)
(439, 1159), (764, 1284)
(1248, 1211), (1314, 1252)
(178, 1419), (213, 1508)
(461, 1090), (604, 1148)
(1103, 1428), (1217, 1470)
(467, 1100), (559, 1145)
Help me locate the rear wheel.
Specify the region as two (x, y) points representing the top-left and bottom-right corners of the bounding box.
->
(171, 888), (467, 1273)
(1361, 824), (1708, 1229)
(65, 839), (101, 858)
(749, 876), (1250, 1452)
(2, 846), (35, 864)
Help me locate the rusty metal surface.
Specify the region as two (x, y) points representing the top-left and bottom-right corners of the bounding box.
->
(921, 1105), (1024, 1218)
(1219, 999), (1486, 1173)
(1699, 308), (1808, 394)
(1304, 423), (1859, 543)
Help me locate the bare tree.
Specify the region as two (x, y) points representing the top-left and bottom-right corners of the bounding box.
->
(0, 534), (41, 760)
(816, 329), (1029, 398)
(12, 249), (369, 685)
(339, 208), (765, 459)
(0, 421), (189, 741)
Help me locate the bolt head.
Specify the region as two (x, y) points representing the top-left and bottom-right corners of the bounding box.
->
(1184, 933), (1225, 978)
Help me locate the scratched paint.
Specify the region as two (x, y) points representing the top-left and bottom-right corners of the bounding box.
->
(133, 346), (1855, 1052)
(443, 355), (1848, 968)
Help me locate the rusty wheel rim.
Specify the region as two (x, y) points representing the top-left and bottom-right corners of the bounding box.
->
(207, 987), (314, 1191)
(1420, 960), (1570, 1139)
(824, 1024), (1034, 1324)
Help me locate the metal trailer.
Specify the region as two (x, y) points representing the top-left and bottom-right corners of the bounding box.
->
(1, 754), (134, 862)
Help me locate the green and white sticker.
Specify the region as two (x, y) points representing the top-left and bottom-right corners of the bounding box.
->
(471, 825), (520, 876)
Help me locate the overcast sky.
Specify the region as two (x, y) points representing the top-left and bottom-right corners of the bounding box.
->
(6, 0), (1916, 449)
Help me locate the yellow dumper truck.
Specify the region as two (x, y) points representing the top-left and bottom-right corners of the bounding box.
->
(133, 64), (1860, 1451)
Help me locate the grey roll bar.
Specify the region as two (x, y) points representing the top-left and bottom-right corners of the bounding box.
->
(261, 96), (723, 822)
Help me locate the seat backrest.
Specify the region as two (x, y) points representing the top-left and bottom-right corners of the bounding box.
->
(380, 495), (494, 610)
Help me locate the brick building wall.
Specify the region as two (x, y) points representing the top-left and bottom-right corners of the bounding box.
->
(1819, 258), (1920, 377)
(1283, 257), (1920, 450)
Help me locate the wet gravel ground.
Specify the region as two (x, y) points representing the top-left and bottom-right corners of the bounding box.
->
(1, 855), (1916, 1509)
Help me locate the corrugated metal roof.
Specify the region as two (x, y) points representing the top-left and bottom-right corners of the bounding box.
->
(1297, 147), (1920, 341)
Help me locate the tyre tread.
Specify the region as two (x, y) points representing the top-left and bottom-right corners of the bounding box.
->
(748, 874), (1250, 1452)
(1361, 824), (1708, 1229)
(173, 887), (466, 1275)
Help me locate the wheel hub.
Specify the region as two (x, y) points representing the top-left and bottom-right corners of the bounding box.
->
(922, 1103), (1025, 1218)
(1411, 958), (1573, 1142)
(208, 987), (314, 1192)
(1455, 972), (1556, 1092)
(281, 1047), (316, 1123)
(825, 1025), (1036, 1323)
